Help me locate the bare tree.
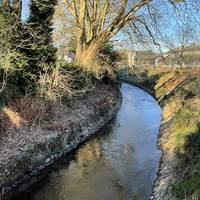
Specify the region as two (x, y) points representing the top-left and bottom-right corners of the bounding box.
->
(159, 2), (200, 68)
(62, 1), (151, 72)
(0, 0), (57, 91)
(60, 0), (199, 76)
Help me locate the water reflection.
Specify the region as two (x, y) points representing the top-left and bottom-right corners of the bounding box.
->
(17, 84), (161, 200)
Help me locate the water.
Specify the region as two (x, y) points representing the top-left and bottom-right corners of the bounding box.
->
(17, 84), (162, 200)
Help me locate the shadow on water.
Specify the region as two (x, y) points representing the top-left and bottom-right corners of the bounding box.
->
(14, 83), (162, 200)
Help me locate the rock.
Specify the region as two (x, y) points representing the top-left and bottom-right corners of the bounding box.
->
(45, 158), (51, 164)
(50, 155), (54, 160)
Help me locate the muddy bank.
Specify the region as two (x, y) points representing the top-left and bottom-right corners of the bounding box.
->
(0, 83), (121, 199)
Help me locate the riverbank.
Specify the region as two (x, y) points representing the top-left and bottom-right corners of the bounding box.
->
(16, 83), (161, 200)
(119, 67), (200, 200)
(0, 82), (121, 199)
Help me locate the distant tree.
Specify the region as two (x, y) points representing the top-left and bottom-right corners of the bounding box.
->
(162, 5), (200, 68)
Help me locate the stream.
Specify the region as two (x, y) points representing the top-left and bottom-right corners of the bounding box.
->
(16, 83), (162, 200)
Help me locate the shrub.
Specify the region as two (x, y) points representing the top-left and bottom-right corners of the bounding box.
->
(0, 0), (57, 93)
(37, 64), (94, 102)
(0, 8), (28, 78)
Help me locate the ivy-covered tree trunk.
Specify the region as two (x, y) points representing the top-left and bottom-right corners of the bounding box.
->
(27, 0), (57, 74)
(0, 0), (58, 92)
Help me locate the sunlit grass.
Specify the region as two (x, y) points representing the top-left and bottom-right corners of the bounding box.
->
(173, 127), (200, 199)
(144, 67), (200, 199)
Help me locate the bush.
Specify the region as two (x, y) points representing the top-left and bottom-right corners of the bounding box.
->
(0, 1), (57, 93)
(0, 9), (28, 78)
(100, 43), (121, 65)
(37, 63), (95, 102)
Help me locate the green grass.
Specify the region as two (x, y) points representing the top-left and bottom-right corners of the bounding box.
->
(147, 68), (200, 199)
(173, 126), (200, 199)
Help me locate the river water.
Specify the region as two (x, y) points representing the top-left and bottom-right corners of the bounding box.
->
(17, 84), (161, 200)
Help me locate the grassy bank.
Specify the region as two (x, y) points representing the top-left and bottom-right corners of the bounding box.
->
(118, 66), (200, 199)
(144, 68), (200, 199)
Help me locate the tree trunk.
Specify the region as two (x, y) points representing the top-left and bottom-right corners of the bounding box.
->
(75, 40), (101, 67)
(75, 30), (108, 64)
(75, 39), (107, 78)
(75, 27), (110, 77)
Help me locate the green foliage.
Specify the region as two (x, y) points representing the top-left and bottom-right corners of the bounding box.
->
(0, 1), (58, 92)
(185, 125), (200, 158)
(100, 43), (121, 65)
(62, 63), (95, 91)
(138, 69), (200, 200)
(0, 1), (93, 102)
(142, 69), (160, 89)
(0, 8), (28, 75)
(26, 0), (57, 74)
(171, 107), (199, 153)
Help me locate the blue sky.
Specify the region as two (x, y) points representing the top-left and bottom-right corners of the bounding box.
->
(21, 0), (30, 20)
(20, 0), (200, 52)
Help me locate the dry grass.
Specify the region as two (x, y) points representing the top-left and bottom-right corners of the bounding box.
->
(162, 100), (181, 121)
(2, 107), (25, 129)
(121, 66), (200, 199)
(0, 96), (43, 136)
(38, 65), (77, 102)
(37, 64), (95, 102)
(146, 67), (200, 199)
(0, 82), (119, 185)
(154, 71), (186, 98)
(155, 71), (177, 90)
(140, 67), (200, 154)
(9, 96), (42, 123)
(149, 68), (199, 153)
